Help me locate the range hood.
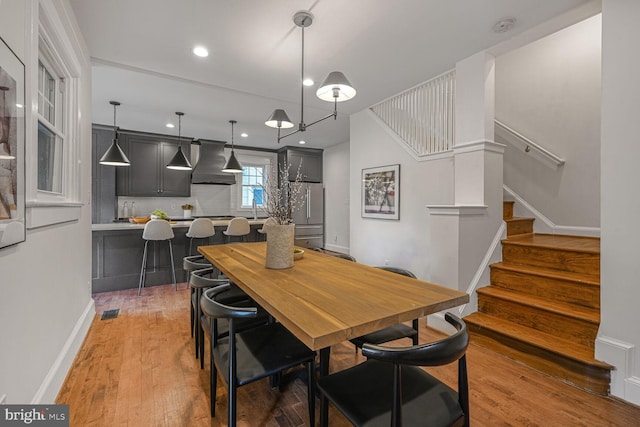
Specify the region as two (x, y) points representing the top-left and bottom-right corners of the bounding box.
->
(191, 139), (237, 185)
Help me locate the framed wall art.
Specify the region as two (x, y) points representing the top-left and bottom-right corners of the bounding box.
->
(0, 36), (25, 248)
(361, 164), (400, 220)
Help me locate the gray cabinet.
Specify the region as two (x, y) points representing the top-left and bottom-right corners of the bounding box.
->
(278, 147), (323, 182)
(116, 130), (192, 197)
(92, 223), (265, 293)
(92, 124), (118, 223)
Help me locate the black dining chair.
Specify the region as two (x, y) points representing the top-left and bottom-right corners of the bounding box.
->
(317, 312), (469, 427)
(190, 267), (268, 369)
(183, 255), (212, 337)
(350, 267), (420, 351)
(200, 285), (317, 426)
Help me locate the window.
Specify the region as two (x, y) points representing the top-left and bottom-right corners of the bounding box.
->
(241, 165), (265, 209)
(26, 1), (86, 228)
(37, 59), (64, 194)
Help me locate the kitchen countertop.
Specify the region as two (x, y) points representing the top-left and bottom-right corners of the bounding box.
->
(92, 218), (267, 231)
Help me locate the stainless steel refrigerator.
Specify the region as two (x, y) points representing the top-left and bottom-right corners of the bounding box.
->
(292, 183), (324, 249)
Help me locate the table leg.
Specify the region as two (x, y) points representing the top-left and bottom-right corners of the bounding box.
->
(319, 346), (330, 427)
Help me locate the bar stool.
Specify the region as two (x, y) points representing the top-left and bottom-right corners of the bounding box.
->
(223, 217), (250, 243)
(138, 219), (176, 296)
(256, 217), (276, 241)
(186, 218), (215, 256)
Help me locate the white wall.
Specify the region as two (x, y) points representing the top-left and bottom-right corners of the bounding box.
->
(0, 0), (94, 404)
(496, 14), (601, 228)
(597, 0), (640, 405)
(323, 142), (350, 253)
(349, 110), (453, 279)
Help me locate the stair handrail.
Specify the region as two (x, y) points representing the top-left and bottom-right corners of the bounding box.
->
(495, 119), (565, 167)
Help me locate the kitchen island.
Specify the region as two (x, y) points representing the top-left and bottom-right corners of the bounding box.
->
(92, 218), (267, 293)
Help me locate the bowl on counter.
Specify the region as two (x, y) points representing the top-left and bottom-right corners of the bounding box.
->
(293, 248), (305, 260)
(129, 216), (151, 224)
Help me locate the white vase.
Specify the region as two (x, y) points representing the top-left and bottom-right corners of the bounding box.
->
(183, 209), (192, 219)
(265, 223), (295, 269)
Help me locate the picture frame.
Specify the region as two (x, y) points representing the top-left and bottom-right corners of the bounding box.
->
(0, 36), (26, 248)
(361, 164), (400, 220)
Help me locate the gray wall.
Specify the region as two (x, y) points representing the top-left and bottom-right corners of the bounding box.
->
(349, 110), (454, 280)
(496, 15), (601, 228)
(598, 0), (640, 405)
(0, 0), (94, 403)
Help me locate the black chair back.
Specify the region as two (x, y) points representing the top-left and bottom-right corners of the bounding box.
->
(362, 312), (468, 367)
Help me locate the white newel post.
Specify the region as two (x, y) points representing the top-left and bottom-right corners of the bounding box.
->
(428, 51), (504, 316)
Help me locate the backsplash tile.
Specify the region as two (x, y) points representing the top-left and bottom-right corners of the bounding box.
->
(119, 184), (231, 218)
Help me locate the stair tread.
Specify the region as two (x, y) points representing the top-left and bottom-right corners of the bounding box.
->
(465, 312), (611, 368)
(503, 233), (600, 253)
(491, 262), (599, 286)
(504, 217), (535, 223)
(477, 286), (599, 323)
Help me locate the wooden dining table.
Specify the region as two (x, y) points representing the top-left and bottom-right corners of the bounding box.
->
(198, 242), (469, 425)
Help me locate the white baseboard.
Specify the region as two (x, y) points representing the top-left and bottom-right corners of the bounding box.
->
(31, 298), (96, 404)
(323, 243), (350, 254)
(625, 376), (640, 406)
(503, 185), (600, 237)
(595, 335), (638, 403)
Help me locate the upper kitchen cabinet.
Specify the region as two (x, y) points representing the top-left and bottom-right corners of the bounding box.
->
(116, 130), (192, 197)
(278, 147), (323, 182)
(92, 124), (118, 223)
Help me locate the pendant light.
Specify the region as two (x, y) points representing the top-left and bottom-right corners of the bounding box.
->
(166, 111), (192, 170)
(99, 101), (130, 166)
(265, 10), (356, 143)
(222, 120), (242, 173)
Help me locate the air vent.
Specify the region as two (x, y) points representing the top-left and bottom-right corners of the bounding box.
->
(101, 309), (120, 320)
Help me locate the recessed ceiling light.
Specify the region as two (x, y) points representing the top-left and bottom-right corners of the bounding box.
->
(299, 140), (306, 145)
(166, 123), (175, 128)
(15, 103), (23, 108)
(303, 78), (314, 87)
(193, 46), (209, 57)
(241, 133), (248, 138)
(493, 18), (516, 33)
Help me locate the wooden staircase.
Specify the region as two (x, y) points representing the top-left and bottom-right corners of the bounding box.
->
(464, 201), (612, 395)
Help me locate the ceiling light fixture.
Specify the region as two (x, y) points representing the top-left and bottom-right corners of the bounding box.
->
(241, 132), (248, 138)
(265, 10), (356, 143)
(193, 46), (209, 57)
(222, 120), (243, 173)
(99, 101), (130, 166)
(166, 112), (192, 170)
(166, 123), (175, 128)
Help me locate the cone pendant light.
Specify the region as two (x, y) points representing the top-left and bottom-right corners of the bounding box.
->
(99, 101), (130, 166)
(166, 111), (192, 170)
(222, 120), (242, 173)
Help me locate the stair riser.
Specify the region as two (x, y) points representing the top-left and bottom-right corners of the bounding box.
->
(477, 293), (598, 348)
(503, 201), (514, 220)
(502, 244), (600, 275)
(506, 219), (534, 237)
(490, 267), (600, 310)
(467, 325), (609, 395)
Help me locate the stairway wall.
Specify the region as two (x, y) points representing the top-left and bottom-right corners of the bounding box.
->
(496, 14), (601, 228)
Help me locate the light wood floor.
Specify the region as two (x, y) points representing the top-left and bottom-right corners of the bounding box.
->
(57, 283), (640, 426)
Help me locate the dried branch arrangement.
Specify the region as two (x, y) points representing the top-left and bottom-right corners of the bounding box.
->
(260, 162), (304, 225)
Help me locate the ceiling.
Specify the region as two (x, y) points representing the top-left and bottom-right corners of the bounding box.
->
(69, 0), (594, 150)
